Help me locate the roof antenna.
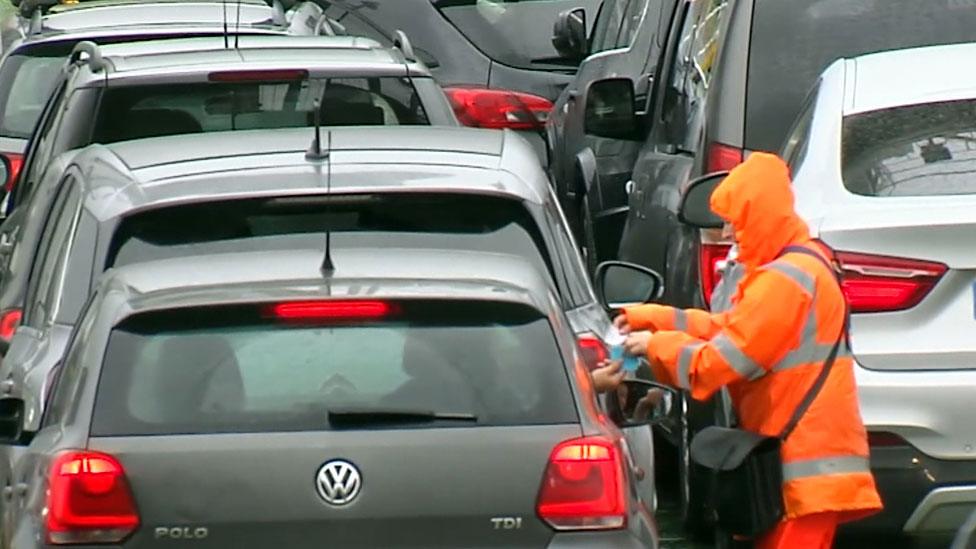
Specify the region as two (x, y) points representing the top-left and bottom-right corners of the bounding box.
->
(306, 98), (328, 161)
(234, 0), (243, 49)
(305, 99), (334, 275)
(222, 0), (229, 49)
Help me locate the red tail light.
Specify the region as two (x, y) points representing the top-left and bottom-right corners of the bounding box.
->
(443, 86), (552, 130)
(2, 152), (24, 192)
(705, 142), (743, 172)
(835, 252), (947, 313)
(0, 308), (22, 341)
(537, 436), (627, 530)
(577, 333), (608, 371)
(208, 69), (309, 82)
(268, 300), (397, 321)
(868, 431), (910, 447)
(46, 451), (140, 545)
(699, 242), (733, 305)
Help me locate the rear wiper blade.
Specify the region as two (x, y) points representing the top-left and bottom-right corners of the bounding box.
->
(327, 407), (478, 426)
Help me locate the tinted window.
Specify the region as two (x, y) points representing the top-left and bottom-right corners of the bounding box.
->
(747, 0), (976, 152)
(24, 180), (79, 327)
(782, 85), (818, 174)
(91, 301), (576, 435)
(92, 77), (429, 143)
(842, 99), (976, 197)
(615, 0), (649, 49)
(0, 52), (64, 139)
(591, 0), (626, 53)
(435, 0), (599, 69)
(107, 194), (556, 283)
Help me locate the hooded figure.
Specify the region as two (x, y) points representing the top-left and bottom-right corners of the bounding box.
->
(619, 153), (882, 547)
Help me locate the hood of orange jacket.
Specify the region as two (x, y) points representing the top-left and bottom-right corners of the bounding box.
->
(709, 153), (811, 270)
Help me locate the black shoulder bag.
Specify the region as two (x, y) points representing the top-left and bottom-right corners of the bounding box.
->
(688, 245), (849, 537)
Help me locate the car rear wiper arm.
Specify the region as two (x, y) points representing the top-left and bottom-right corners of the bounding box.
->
(327, 407), (478, 427)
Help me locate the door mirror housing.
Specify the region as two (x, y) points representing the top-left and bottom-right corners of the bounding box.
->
(583, 78), (640, 140)
(0, 157), (8, 192)
(0, 398), (25, 444)
(678, 172), (728, 229)
(595, 261), (664, 310)
(610, 380), (677, 427)
(552, 8), (587, 61)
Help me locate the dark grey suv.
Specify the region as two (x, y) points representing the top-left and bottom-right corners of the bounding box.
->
(0, 247), (668, 548)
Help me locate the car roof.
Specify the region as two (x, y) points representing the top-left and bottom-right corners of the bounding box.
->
(67, 127), (545, 221)
(845, 42), (976, 115)
(101, 248), (558, 318)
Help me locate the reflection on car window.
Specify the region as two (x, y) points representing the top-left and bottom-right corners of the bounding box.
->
(782, 84), (819, 174)
(92, 302), (576, 435)
(615, 0), (649, 48)
(0, 55), (64, 139)
(842, 99), (976, 197)
(92, 77), (429, 143)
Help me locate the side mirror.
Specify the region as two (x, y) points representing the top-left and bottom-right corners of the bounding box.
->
(0, 398), (24, 444)
(0, 157), (8, 192)
(594, 261), (664, 310)
(611, 380), (677, 427)
(583, 78), (639, 140)
(551, 8), (587, 62)
(678, 172), (728, 229)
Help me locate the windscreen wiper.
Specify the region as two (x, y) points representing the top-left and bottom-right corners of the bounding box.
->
(327, 407), (478, 427)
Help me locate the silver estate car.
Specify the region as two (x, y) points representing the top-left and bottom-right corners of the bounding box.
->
(782, 42), (976, 537)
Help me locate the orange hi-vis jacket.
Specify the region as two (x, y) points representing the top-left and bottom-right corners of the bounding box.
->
(626, 153), (882, 522)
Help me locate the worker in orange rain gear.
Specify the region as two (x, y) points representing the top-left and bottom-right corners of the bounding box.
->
(613, 152), (883, 548)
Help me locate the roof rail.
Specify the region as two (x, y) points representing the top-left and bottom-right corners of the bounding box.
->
(393, 30), (416, 62)
(28, 8), (43, 35)
(69, 41), (107, 73)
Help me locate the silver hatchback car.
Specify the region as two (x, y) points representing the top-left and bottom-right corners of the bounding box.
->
(784, 42), (976, 537)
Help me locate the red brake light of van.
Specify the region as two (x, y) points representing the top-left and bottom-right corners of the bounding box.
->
(268, 300), (397, 321)
(576, 333), (608, 371)
(443, 86), (552, 130)
(705, 142), (743, 172)
(700, 242), (733, 306)
(537, 436), (627, 530)
(835, 252), (947, 313)
(208, 69), (309, 82)
(0, 308), (22, 341)
(46, 451), (140, 545)
(2, 152), (24, 192)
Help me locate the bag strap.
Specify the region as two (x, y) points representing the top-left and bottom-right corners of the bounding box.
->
(775, 244), (850, 441)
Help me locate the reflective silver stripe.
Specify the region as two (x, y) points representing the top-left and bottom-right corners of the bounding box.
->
(674, 309), (688, 331)
(782, 456), (871, 482)
(766, 260), (816, 296)
(712, 333), (766, 380)
(677, 343), (704, 390)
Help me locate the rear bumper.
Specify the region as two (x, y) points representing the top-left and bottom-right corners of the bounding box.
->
(548, 529), (658, 548)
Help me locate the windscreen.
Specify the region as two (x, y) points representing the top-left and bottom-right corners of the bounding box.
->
(107, 193), (555, 279)
(0, 48), (65, 139)
(434, 0), (599, 70)
(91, 300), (577, 435)
(746, 0), (976, 152)
(842, 99), (976, 198)
(92, 76), (430, 143)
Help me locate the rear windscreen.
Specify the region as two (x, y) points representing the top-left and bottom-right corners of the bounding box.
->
(434, 0), (599, 70)
(107, 194), (555, 280)
(91, 300), (577, 435)
(746, 0), (976, 152)
(0, 47), (66, 139)
(92, 76), (429, 143)
(842, 99), (976, 197)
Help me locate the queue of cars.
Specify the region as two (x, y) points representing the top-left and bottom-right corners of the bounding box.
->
(0, 1), (684, 545)
(543, 0), (976, 543)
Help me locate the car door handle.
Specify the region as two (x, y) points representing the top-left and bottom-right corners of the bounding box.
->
(1, 486), (11, 501)
(0, 379), (13, 394)
(625, 180), (635, 195)
(14, 483), (26, 497)
(0, 232), (12, 252)
(567, 90), (580, 100)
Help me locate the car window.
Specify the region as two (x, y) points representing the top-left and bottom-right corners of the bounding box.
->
(40, 295), (97, 429)
(615, 0), (649, 49)
(747, 0), (976, 153)
(435, 0), (599, 69)
(17, 79), (68, 205)
(91, 300), (577, 435)
(107, 193), (559, 292)
(591, 0), (626, 53)
(92, 77), (429, 143)
(782, 84), (819, 174)
(842, 99), (976, 198)
(24, 178), (78, 328)
(0, 53), (65, 139)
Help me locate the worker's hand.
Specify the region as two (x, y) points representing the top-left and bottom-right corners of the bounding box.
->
(613, 313), (632, 335)
(591, 359), (626, 393)
(624, 331), (653, 357)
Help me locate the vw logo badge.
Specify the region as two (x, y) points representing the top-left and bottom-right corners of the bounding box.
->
(315, 459), (362, 506)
